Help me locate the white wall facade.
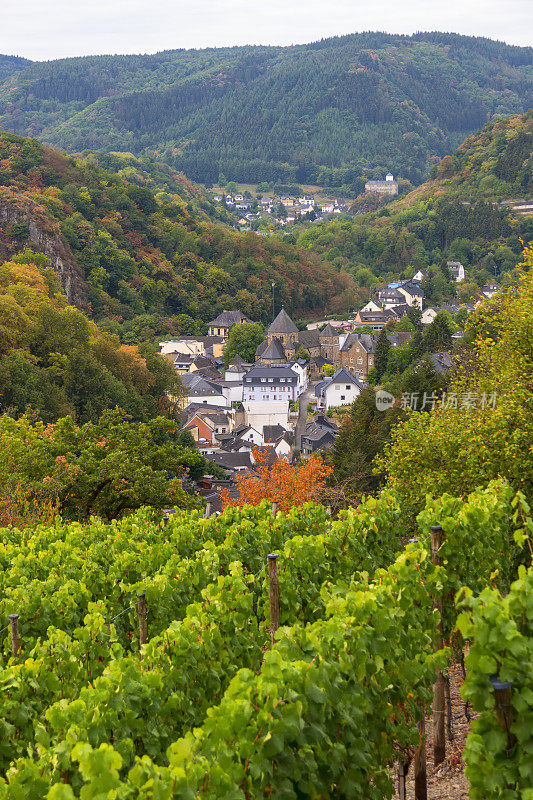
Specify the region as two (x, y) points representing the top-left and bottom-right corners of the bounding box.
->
(243, 401), (291, 431)
(324, 380), (361, 410)
(186, 393), (229, 408)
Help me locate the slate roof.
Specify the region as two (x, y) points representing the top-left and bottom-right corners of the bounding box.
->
(230, 354), (245, 365)
(192, 355), (215, 369)
(245, 365), (298, 380)
(203, 413), (231, 426)
(319, 323), (338, 338)
(255, 340), (269, 359)
(339, 333), (377, 353)
(194, 367), (223, 380)
(430, 352), (455, 374)
(208, 310), (252, 327)
(387, 332), (414, 348)
(329, 367), (362, 386)
(260, 338), (286, 360)
(303, 422), (338, 442)
(296, 329), (320, 348)
(378, 288), (404, 301)
(181, 402), (231, 422)
(268, 308), (298, 334)
(310, 355), (328, 368)
(398, 281), (424, 298)
(182, 373), (223, 395)
(162, 351), (180, 364)
(437, 304), (460, 315)
(208, 452), (253, 470)
(263, 424), (288, 443)
(314, 413), (338, 431)
(366, 180), (398, 188)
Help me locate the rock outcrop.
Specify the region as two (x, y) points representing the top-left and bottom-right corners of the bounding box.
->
(0, 193), (90, 311)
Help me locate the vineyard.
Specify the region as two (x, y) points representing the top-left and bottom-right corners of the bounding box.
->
(0, 480), (531, 798)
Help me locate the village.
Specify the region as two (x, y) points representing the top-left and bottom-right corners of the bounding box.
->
(159, 262), (499, 508)
(212, 174), (400, 230)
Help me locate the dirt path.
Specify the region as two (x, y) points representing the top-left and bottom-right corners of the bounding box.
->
(393, 661), (476, 800)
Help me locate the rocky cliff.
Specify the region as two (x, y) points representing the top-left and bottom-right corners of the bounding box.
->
(0, 192), (89, 310)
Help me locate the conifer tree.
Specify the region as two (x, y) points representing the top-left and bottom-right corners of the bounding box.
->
(374, 328), (392, 381)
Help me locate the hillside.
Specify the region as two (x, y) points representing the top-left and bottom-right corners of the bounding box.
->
(295, 112), (533, 303)
(0, 131), (352, 344)
(0, 32), (531, 190)
(0, 250), (183, 423)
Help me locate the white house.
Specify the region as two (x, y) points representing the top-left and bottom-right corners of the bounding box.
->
(181, 373), (230, 408)
(243, 365), (300, 402)
(421, 307), (438, 325)
(482, 282), (500, 299)
(447, 261), (466, 283)
(273, 433), (292, 458)
(315, 367), (363, 410)
(359, 299), (384, 313)
(234, 425), (264, 446)
(159, 337), (206, 357)
(289, 359), (309, 394)
(242, 401), (291, 432)
(412, 269), (428, 282)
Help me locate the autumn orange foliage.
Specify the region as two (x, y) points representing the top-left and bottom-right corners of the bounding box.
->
(220, 448), (332, 514)
(0, 484), (59, 529)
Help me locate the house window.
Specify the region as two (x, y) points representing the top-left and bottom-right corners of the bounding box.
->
(341, 395), (345, 401)
(358, 358), (362, 364)
(261, 378), (266, 383)
(345, 385), (350, 390)
(335, 384), (340, 390)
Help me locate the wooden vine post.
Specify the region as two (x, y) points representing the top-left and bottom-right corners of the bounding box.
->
(271, 501), (278, 518)
(489, 675), (515, 751)
(414, 718), (427, 800)
(431, 523), (446, 766)
(397, 760), (409, 800)
(204, 502), (212, 519)
(267, 553), (280, 647)
(137, 592), (148, 648)
(8, 613), (19, 656)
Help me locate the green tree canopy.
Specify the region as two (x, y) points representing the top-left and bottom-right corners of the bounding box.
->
(0, 409), (206, 521)
(376, 245), (533, 510)
(223, 323), (265, 366)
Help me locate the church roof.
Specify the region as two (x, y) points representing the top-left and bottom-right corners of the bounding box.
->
(230, 354), (245, 365)
(319, 323), (338, 338)
(261, 338), (286, 360)
(268, 308), (298, 335)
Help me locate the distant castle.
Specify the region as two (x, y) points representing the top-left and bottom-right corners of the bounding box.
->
(364, 173), (398, 195)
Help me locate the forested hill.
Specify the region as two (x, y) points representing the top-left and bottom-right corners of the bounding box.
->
(0, 131), (351, 343)
(295, 112), (533, 303)
(1, 32), (532, 190)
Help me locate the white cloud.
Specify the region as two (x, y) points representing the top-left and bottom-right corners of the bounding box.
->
(1, 0), (531, 60)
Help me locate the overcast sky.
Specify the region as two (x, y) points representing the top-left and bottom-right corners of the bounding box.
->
(2, 0), (532, 61)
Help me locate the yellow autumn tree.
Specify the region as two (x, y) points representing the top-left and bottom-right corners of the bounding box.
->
(377, 244), (533, 509)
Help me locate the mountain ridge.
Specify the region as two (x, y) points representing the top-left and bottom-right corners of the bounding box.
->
(1, 32), (531, 190)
